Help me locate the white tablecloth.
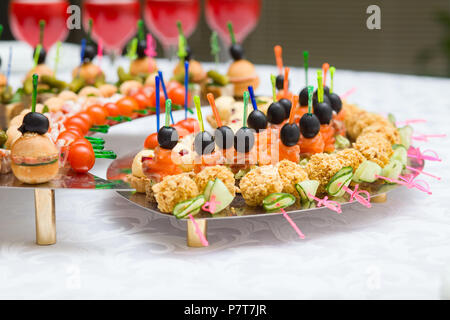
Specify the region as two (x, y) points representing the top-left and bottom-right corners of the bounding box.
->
(1, 42), (450, 299)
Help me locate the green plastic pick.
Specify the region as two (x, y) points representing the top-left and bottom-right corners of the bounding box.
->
(317, 70), (323, 103)
(227, 21), (236, 45)
(303, 51), (309, 86)
(330, 66), (336, 94)
(31, 74), (38, 113)
(194, 95), (204, 131)
(87, 19), (93, 43)
(127, 38), (138, 60)
(210, 31), (220, 64)
(165, 99), (172, 127)
(177, 20), (185, 38)
(54, 41), (61, 74)
(0, 25), (3, 40)
(307, 85), (313, 114)
(243, 91), (249, 128)
(39, 20), (45, 46)
(271, 74), (277, 102)
(137, 20), (145, 41)
(177, 35), (187, 60)
(34, 44), (42, 67)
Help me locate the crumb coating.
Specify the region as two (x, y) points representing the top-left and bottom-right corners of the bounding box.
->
(194, 165), (236, 196)
(276, 160), (308, 198)
(239, 165), (283, 206)
(354, 132), (393, 167)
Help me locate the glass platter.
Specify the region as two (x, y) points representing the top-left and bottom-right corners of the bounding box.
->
(107, 148), (425, 220)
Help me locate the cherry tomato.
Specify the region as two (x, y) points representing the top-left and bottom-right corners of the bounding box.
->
(168, 86), (190, 107)
(144, 132), (158, 149)
(177, 118), (198, 133)
(172, 124), (190, 138)
(57, 131), (80, 146)
(68, 140), (96, 173)
(64, 116), (90, 134)
(64, 125), (84, 138)
(77, 112), (94, 128)
(71, 138), (93, 148)
(150, 89), (166, 108)
(132, 91), (152, 110)
(86, 104), (108, 125)
(142, 85), (155, 99)
(116, 97), (139, 116)
(104, 102), (121, 117)
(166, 81), (182, 92)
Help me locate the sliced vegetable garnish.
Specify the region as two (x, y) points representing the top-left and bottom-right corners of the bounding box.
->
(398, 125), (413, 149)
(203, 180), (214, 201)
(263, 193), (296, 212)
(391, 144), (407, 167)
(334, 135), (350, 149)
(353, 160), (382, 183)
(173, 195), (205, 219)
(326, 166), (353, 197)
(387, 113), (396, 127)
(16, 158), (58, 167)
(295, 180), (320, 203)
(208, 178), (234, 213)
(381, 159), (403, 182)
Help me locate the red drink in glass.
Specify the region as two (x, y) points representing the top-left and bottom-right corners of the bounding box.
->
(9, 0), (69, 49)
(205, 0), (261, 44)
(83, 0), (140, 54)
(144, 0), (200, 49)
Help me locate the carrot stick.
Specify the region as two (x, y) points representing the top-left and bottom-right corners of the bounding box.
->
(283, 67), (290, 99)
(288, 95), (298, 124)
(207, 93), (222, 128)
(274, 45), (283, 74)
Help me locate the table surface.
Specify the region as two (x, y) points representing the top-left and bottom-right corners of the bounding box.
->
(1, 42), (450, 299)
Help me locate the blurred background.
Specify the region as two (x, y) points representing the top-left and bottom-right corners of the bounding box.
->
(0, 0), (449, 77)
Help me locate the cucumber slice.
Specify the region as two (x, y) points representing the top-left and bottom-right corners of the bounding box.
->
(398, 125), (413, 149)
(203, 180), (214, 200)
(295, 180), (320, 203)
(173, 195), (205, 219)
(387, 113), (396, 127)
(391, 144), (407, 167)
(209, 178), (234, 213)
(353, 160), (382, 183)
(263, 193), (296, 212)
(334, 135), (350, 149)
(326, 167), (353, 197)
(381, 159), (403, 181)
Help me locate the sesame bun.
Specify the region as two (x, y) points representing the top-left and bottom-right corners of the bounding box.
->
(10, 133), (59, 184)
(227, 60), (260, 97)
(0, 73), (6, 87)
(130, 57), (157, 76)
(25, 64), (54, 80)
(72, 62), (104, 85)
(173, 59), (207, 83)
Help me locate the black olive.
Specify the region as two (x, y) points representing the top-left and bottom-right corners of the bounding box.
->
(266, 102), (286, 124)
(83, 43), (97, 63)
(229, 43), (244, 61)
(314, 86), (330, 97)
(234, 127), (255, 153)
(247, 109), (268, 132)
(299, 87), (309, 106)
(214, 126), (234, 150)
(313, 90), (331, 106)
(157, 126), (179, 149)
(184, 44), (192, 61)
(328, 92), (342, 114)
(278, 98), (292, 119)
(299, 113), (320, 138)
(280, 123), (300, 146)
(194, 131), (215, 155)
(33, 46), (47, 65)
(18, 112), (49, 135)
(275, 74), (285, 90)
(313, 101), (333, 124)
(136, 39), (147, 58)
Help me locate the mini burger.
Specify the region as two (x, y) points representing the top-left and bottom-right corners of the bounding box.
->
(227, 59), (260, 98)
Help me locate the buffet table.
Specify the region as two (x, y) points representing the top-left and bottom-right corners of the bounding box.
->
(0, 42), (449, 299)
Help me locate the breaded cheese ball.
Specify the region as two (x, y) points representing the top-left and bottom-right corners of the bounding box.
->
(194, 165), (235, 196)
(306, 153), (345, 192)
(151, 173), (200, 213)
(336, 148), (366, 170)
(361, 122), (401, 145)
(346, 111), (389, 141)
(239, 165), (283, 206)
(354, 132), (393, 167)
(276, 160), (308, 198)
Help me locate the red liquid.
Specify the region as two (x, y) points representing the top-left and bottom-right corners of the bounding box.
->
(144, 0), (200, 47)
(9, 0), (69, 49)
(83, 0), (140, 53)
(205, 0), (261, 44)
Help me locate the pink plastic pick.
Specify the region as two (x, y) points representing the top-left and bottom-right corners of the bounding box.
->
(412, 133), (447, 142)
(396, 119), (427, 126)
(406, 165), (441, 180)
(280, 208), (305, 239)
(97, 39), (103, 66)
(340, 87), (356, 100)
(201, 195), (221, 214)
(338, 183), (371, 208)
(407, 147), (442, 162)
(187, 214), (209, 246)
(308, 193), (342, 214)
(375, 174), (432, 195)
(145, 34), (157, 58)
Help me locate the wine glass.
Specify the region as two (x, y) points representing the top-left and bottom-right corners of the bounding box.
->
(205, 0), (261, 45)
(83, 0), (140, 57)
(9, 0), (70, 49)
(144, 0), (200, 58)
